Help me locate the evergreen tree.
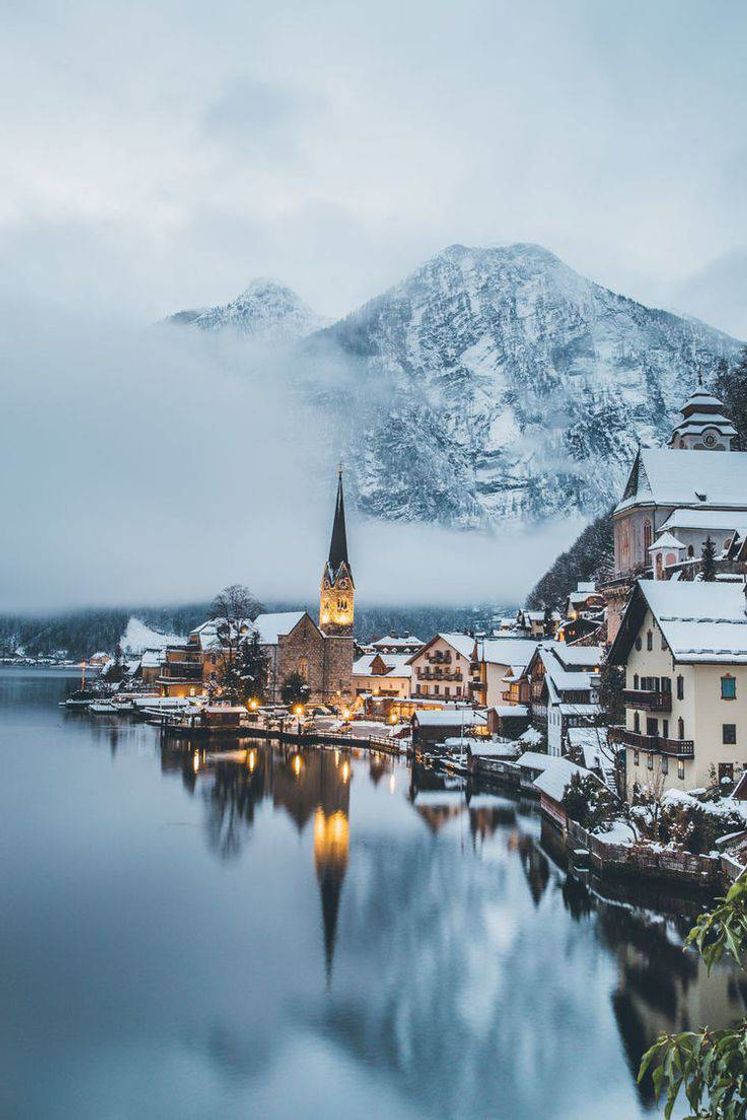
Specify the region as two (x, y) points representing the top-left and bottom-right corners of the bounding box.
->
(542, 604), (555, 637)
(527, 506), (614, 610)
(701, 535), (717, 581)
(714, 345), (747, 450)
(281, 671), (311, 706)
(238, 632), (269, 704)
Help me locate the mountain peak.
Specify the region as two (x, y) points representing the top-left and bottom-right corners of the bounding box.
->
(166, 278), (324, 341)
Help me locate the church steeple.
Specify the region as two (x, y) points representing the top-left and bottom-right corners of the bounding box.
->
(319, 467), (354, 635)
(327, 466), (351, 579)
(668, 384), (737, 451)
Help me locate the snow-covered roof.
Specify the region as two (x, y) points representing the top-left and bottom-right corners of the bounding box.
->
(616, 448), (747, 514)
(516, 751), (552, 772)
(352, 653), (412, 678)
(659, 509), (747, 535)
(649, 531), (685, 551)
(371, 634), (423, 649)
(413, 709), (487, 727)
(466, 741), (520, 757)
(140, 649), (165, 668)
(437, 633), (477, 659)
(576, 581), (596, 593)
(551, 643), (603, 668)
(636, 581), (747, 663)
(533, 757), (589, 802)
(490, 704), (529, 717)
(557, 703), (601, 717)
(252, 611), (307, 645)
(478, 637), (538, 668)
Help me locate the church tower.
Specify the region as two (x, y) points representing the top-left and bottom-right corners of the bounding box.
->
(668, 381), (737, 451)
(319, 468), (355, 636)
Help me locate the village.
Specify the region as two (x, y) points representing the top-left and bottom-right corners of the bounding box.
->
(59, 380), (747, 896)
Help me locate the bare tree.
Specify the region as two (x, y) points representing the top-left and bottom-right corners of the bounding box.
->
(210, 584), (263, 700)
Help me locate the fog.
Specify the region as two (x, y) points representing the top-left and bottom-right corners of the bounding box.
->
(2, 0), (745, 609)
(1, 304), (580, 611)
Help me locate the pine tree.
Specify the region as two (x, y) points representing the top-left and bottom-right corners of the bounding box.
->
(715, 345), (747, 450)
(281, 671), (310, 706)
(701, 534), (717, 581)
(238, 632), (269, 704)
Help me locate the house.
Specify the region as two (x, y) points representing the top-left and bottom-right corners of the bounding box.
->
(516, 750), (553, 793)
(352, 651), (412, 699)
(470, 636), (538, 708)
(411, 708), (488, 748)
(521, 643), (603, 756)
(564, 581), (605, 621)
(515, 609), (561, 638)
(487, 704), (530, 738)
(608, 579), (747, 798)
(140, 648), (165, 686)
(370, 634), (423, 655)
(408, 633), (474, 701)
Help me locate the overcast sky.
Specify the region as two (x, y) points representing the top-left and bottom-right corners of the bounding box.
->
(2, 1), (746, 612)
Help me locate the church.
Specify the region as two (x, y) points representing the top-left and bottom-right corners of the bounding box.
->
(606, 384), (747, 640)
(252, 469), (356, 706)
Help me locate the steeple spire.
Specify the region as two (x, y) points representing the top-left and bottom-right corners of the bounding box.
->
(327, 465), (350, 577)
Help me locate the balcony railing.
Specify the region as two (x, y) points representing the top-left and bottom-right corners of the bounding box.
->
(611, 727), (694, 757)
(159, 663), (203, 681)
(417, 669), (463, 682)
(623, 689), (672, 712)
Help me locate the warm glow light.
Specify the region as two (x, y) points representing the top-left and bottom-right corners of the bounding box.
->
(389, 713), (397, 724)
(389, 774), (396, 794)
(293, 704), (304, 717)
(248, 750), (256, 773)
(341, 760), (350, 783)
(342, 708), (351, 720)
(292, 754), (303, 776)
(248, 698), (258, 711)
(192, 752), (200, 773)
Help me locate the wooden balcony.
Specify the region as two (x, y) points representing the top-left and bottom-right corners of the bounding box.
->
(610, 727), (694, 757)
(623, 689), (672, 712)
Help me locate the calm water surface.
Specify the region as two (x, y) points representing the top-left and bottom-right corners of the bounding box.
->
(1, 669), (744, 1120)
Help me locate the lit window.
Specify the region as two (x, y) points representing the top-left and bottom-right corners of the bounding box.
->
(723, 723), (737, 745)
(721, 676), (737, 701)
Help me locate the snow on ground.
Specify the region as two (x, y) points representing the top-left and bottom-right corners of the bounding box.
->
(120, 617), (183, 655)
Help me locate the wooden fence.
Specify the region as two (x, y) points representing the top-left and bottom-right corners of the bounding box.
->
(566, 819), (721, 887)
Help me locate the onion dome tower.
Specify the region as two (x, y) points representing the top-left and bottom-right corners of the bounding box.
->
(669, 380), (737, 451)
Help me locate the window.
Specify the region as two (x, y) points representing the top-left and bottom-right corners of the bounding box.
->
(678, 717), (685, 740)
(646, 630), (653, 651)
(661, 756), (668, 775)
(633, 673), (639, 689)
(676, 675), (684, 700)
(723, 723), (737, 745)
(434, 685), (439, 695)
(678, 760), (685, 780)
(444, 687), (450, 698)
(633, 711), (640, 733)
(647, 753), (654, 770)
(456, 686), (462, 697)
(719, 763), (735, 784)
(646, 717), (658, 736)
(643, 520), (652, 553)
(662, 719), (669, 739)
(633, 750), (639, 766)
(721, 675), (737, 700)
(635, 636), (642, 651)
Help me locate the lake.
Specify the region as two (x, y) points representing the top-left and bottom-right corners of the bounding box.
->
(1, 669), (743, 1119)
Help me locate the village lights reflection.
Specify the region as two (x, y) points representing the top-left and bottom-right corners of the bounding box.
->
(192, 751), (200, 773)
(340, 759), (350, 783)
(247, 749), (256, 773)
(292, 753), (303, 777)
(389, 773), (396, 794)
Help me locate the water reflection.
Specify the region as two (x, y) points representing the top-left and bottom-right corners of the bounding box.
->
(2, 670), (746, 1120)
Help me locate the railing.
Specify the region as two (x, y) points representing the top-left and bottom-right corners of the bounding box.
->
(623, 689), (672, 712)
(610, 727), (694, 757)
(417, 670), (463, 682)
(159, 664), (203, 681)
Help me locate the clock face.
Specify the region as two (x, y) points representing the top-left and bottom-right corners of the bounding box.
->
(704, 432), (716, 446)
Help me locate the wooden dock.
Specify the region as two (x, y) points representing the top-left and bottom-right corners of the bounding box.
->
(158, 719), (408, 757)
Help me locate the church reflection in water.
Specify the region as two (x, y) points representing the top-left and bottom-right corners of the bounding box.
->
(159, 739), (746, 1111)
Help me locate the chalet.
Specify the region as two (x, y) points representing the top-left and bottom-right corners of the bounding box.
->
(519, 643), (602, 756)
(487, 704), (530, 738)
(371, 634), (423, 655)
(608, 579), (747, 797)
(352, 651), (412, 700)
(470, 636), (538, 709)
(408, 633), (474, 701)
(533, 758), (599, 831)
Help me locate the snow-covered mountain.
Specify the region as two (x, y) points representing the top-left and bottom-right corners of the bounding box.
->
(120, 617), (183, 656)
(309, 243), (743, 528)
(167, 278), (324, 342)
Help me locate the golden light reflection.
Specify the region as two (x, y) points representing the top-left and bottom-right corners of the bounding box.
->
(192, 752), (200, 773)
(292, 753), (303, 776)
(313, 809), (349, 870)
(340, 759), (350, 783)
(248, 749), (257, 773)
(389, 773), (396, 794)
